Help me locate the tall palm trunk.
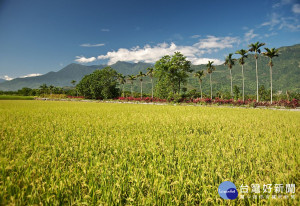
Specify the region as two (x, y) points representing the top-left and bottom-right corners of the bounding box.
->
(151, 78), (153, 98)
(270, 65), (273, 104)
(230, 69), (233, 97)
(255, 56), (259, 102)
(131, 83), (133, 97)
(199, 79), (203, 99)
(140, 81), (143, 98)
(242, 64), (245, 101)
(210, 73), (212, 99)
(122, 84), (125, 97)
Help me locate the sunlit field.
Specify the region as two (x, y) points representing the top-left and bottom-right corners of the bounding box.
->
(0, 100), (299, 205)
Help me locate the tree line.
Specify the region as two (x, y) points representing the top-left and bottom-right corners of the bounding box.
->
(71, 41), (299, 102)
(2, 41), (298, 101)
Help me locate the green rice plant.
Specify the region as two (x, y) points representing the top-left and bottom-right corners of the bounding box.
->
(0, 100), (299, 205)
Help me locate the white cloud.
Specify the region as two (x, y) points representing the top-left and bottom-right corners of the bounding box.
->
(244, 29), (259, 42)
(189, 58), (223, 65)
(260, 13), (281, 30)
(273, 0), (293, 8)
(260, 12), (300, 31)
(20, 73), (42, 78)
(264, 32), (278, 37)
(292, 4), (300, 14)
(190, 34), (201, 38)
(76, 36), (239, 66)
(101, 29), (110, 32)
(80, 43), (105, 47)
(1, 73), (43, 80)
(75, 56), (97, 63)
(1, 75), (13, 80)
(95, 36), (238, 65)
(193, 35), (239, 49)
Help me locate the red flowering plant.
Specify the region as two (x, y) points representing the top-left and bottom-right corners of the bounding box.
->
(67, 96), (85, 99)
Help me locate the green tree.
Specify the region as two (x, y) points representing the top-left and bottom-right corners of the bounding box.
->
(71, 80), (76, 86)
(76, 67), (119, 99)
(146, 67), (154, 98)
(235, 49), (248, 101)
(233, 85), (240, 100)
(127, 75), (136, 97)
(49, 85), (54, 95)
(194, 70), (205, 98)
(137, 71), (146, 98)
(117, 74), (126, 97)
(18, 87), (32, 96)
(248, 41), (265, 102)
(262, 47), (279, 104)
(206, 61), (216, 99)
(154, 52), (192, 98)
(258, 85), (269, 101)
(39, 84), (48, 96)
(224, 53), (236, 96)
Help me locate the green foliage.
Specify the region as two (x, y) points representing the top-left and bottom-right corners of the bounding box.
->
(0, 101), (299, 205)
(233, 85), (240, 100)
(224, 53), (236, 69)
(248, 41), (266, 59)
(258, 85), (270, 101)
(263, 47), (279, 67)
(235, 49), (248, 65)
(154, 52), (192, 98)
(76, 67), (119, 99)
(154, 77), (173, 99)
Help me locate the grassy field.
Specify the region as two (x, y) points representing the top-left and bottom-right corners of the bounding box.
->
(0, 95), (34, 100)
(0, 100), (299, 205)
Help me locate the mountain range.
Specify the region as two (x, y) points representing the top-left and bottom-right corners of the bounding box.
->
(0, 79), (7, 83)
(0, 62), (152, 91)
(0, 44), (299, 93)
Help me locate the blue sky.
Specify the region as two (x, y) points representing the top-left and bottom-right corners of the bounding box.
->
(0, 0), (299, 80)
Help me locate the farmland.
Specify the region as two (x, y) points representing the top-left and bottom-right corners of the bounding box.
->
(0, 100), (299, 205)
(0, 95), (34, 100)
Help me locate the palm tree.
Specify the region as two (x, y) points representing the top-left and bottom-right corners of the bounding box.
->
(206, 61), (216, 99)
(235, 49), (248, 101)
(71, 80), (76, 86)
(137, 71), (146, 98)
(71, 80), (77, 96)
(49, 85), (54, 95)
(248, 41), (265, 102)
(127, 75), (136, 97)
(262, 47), (279, 104)
(117, 74), (126, 97)
(146, 67), (154, 98)
(194, 70), (205, 98)
(39, 84), (48, 96)
(224, 53), (236, 97)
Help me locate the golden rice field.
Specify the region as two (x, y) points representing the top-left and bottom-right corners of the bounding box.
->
(0, 100), (299, 205)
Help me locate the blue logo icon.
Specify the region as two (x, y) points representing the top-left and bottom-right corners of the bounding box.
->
(218, 181), (238, 200)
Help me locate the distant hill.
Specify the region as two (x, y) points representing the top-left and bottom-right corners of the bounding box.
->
(187, 44), (300, 94)
(0, 62), (152, 91)
(0, 44), (299, 93)
(0, 79), (6, 83)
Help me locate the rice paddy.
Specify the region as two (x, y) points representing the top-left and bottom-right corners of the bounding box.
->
(0, 100), (299, 205)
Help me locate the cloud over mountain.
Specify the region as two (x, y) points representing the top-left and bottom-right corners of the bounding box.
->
(76, 36), (239, 65)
